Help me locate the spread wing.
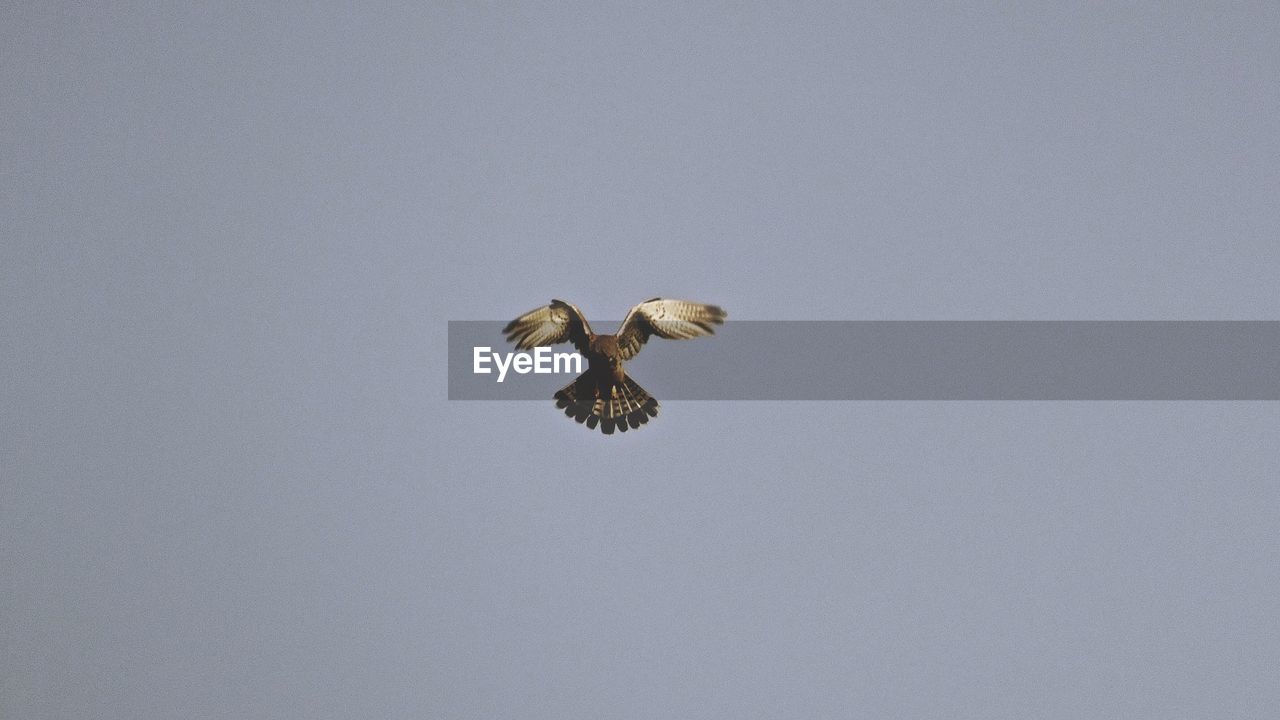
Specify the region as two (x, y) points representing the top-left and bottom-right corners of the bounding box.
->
(503, 299), (593, 354)
(615, 298), (726, 361)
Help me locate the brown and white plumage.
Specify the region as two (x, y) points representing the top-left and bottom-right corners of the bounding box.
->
(504, 297), (726, 434)
(615, 298), (727, 360)
(503, 299), (593, 355)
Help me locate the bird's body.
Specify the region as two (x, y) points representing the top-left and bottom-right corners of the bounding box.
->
(503, 298), (726, 434)
(586, 335), (625, 383)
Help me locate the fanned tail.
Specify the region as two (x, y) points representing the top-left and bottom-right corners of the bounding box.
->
(553, 371), (659, 434)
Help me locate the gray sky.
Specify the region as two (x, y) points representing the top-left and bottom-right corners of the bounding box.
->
(3, 2), (1279, 718)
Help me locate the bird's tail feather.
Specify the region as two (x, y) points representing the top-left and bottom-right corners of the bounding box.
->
(554, 372), (659, 434)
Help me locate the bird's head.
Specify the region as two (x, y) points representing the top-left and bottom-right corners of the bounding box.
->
(594, 335), (620, 361)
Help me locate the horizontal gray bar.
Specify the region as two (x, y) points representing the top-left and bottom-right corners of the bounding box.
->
(448, 321), (1280, 400)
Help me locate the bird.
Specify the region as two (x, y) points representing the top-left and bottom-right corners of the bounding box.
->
(503, 298), (726, 434)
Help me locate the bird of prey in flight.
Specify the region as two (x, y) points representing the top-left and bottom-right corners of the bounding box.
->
(504, 298), (726, 434)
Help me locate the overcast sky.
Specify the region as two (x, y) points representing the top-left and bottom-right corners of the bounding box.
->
(4, 2), (1279, 718)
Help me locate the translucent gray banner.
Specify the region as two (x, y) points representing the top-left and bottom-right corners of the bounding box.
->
(448, 321), (1280, 400)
